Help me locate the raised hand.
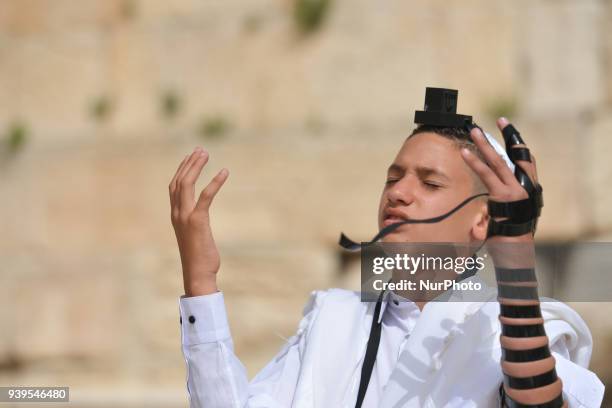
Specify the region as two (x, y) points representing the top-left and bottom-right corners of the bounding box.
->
(462, 121), (565, 407)
(169, 147), (229, 296)
(461, 118), (542, 241)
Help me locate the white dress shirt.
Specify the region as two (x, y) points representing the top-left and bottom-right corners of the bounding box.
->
(178, 279), (605, 407)
(362, 291), (421, 407)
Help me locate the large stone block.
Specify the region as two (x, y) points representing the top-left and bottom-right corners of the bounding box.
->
(495, 116), (588, 240)
(582, 113), (612, 233)
(517, 0), (604, 116)
(0, 31), (111, 139)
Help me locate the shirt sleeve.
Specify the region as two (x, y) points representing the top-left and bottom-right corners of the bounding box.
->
(497, 345), (602, 408)
(543, 306), (606, 408)
(498, 301), (606, 408)
(178, 290), (322, 408)
(549, 336), (605, 408)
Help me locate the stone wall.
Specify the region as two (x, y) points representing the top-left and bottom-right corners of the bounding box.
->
(1, 0), (611, 405)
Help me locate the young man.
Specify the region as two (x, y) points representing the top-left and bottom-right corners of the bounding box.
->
(169, 89), (604, 407)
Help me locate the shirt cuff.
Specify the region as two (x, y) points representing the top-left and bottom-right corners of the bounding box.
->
(178, 291), (231, 346)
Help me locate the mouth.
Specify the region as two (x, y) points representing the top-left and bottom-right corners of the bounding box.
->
(382, 217), (408, 227)
(382, 209), (410, 227)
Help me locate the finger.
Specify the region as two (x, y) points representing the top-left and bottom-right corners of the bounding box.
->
(498, 117), (526, 147)
(170, 154), (189, 207)
(469, 127), (518, 186)
(497, 118), (539, 190)
(195, 168), (229, 213)
(531, 154), (538, 183)
(179, 151), (210, 214)
(176, 147), (204, 183)
(175, 147), (205, 208)
(460, 148), (506, 194)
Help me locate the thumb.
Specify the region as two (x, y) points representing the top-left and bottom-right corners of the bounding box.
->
(194, 168), (229, 214)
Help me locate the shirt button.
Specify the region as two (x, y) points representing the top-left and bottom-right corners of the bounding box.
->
(188, 315), (196, 324)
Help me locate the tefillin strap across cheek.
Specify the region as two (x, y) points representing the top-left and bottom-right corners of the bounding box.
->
(338, 193), (488, 251)
(339, 87), (487, 251)
(338, 87), (545, 251)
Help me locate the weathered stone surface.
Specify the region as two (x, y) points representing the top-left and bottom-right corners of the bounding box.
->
(1, 0), (612, 405)
(518, 0), (605, 117)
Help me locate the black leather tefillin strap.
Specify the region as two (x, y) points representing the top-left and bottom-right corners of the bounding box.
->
(354, 291), (384, 408)
(502, 324), (546, 338)
(502, 346), (551, 363)
(504, 369), (558, 390)
(490, 126), (559, 407)
(339, 192), (488, 251)
(497, 284), (539, 300)
(487, 124), (544, 238)
(500, 304), (542, 319)
(338, 88), (555, 407)
(496, 267), (537, 283)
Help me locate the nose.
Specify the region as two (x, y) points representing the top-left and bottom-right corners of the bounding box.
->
(387, 174), (416, 207)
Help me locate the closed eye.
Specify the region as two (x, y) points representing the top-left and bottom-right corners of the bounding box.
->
(385, 179), (442, 189)
(423, 181), (442, 189)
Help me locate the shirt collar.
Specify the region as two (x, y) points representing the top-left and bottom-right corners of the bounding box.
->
(376, 275), (488, 324)
(377, 289), (420, 324)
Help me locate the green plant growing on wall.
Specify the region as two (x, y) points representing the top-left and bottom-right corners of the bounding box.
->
(198, 115), (231, 140)
(5, 122), (28, 153)
(485, 96), (518, 121)
(160, 90), (182, 120)
(90, 96), (113, 123)
(305, 114), (327, 135)
(243, 13), (264, 34)
(293, 0), (331, 35)
(120, 0), (138, 20)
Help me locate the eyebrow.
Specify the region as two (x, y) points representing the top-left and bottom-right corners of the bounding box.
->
(386, 163), (451, 182)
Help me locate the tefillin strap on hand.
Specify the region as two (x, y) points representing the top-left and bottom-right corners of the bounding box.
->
(486, 125), (544, 238)
(339, 88), (489, 251)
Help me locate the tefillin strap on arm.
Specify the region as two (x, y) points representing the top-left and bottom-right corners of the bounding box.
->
(489, 129), (558, 406)
(486, 125), (544, 238)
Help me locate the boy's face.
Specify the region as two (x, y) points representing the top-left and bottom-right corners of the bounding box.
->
(378, 132), (488, 244)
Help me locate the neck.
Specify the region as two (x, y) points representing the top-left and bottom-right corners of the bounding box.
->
(390, 266), (459, 307)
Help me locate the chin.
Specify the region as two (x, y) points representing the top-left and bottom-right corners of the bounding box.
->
(381, 233), (410, 243)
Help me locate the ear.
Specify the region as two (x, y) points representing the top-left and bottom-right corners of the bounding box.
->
(470, 200), (489, 242)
